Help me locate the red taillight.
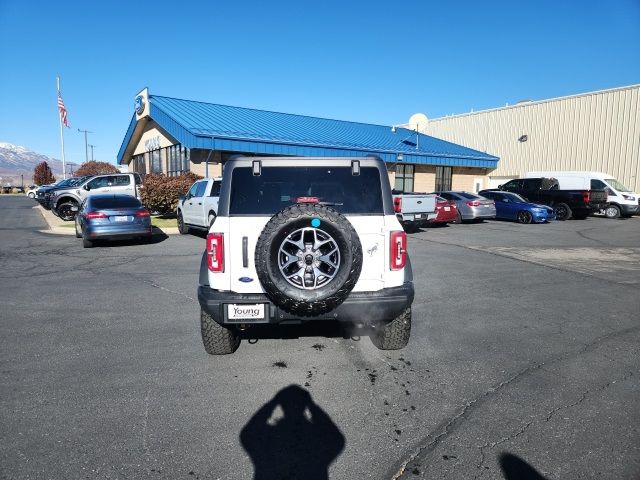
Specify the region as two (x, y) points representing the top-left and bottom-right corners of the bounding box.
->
(295, 196), (319, 204)
(135, 209), (150, 218)
(207, 233), (224, 273)
(85, 211), (107, 219)
(390, 231), (407, 270)
(466, 200), (481, 207)
(583, 191), (590, 203)
(393, 196), (402, 213)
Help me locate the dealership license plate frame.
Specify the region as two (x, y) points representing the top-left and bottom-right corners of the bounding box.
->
(225, 303), (269, 323)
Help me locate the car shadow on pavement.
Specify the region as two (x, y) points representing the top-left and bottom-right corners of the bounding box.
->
(240, 384), (345, 480)
(499, 452), (549, 480)
(90, 231), (169, 248)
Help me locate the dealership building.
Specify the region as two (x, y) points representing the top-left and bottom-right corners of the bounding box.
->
(415, 84), (640, 192)
(117, 88), (498, 193)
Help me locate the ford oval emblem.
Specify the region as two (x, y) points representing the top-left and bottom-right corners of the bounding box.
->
(134, 95), (145, 115)
(417, 200), (422, 204)
(239, 277), (254, 283)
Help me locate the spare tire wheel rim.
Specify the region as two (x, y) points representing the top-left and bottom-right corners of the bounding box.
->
(278, 227), (340, 289)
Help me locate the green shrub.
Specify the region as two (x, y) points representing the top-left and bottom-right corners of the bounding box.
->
(140, 172), (202, 215)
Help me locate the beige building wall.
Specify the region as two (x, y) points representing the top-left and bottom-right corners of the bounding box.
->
(413, 165), (436, 192)
(420, 84), (640, 193)
(389, 164), (487, 193)
(132, 122), (175, 156)
(190, 150), (222, 177)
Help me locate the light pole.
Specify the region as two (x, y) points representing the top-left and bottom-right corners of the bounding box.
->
(88, 144), (95, 161)
(77, 128), (93, 163)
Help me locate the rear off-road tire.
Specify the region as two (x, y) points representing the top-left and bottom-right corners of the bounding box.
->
(370, 307), (412, 350)
(200, 309), (240, 355)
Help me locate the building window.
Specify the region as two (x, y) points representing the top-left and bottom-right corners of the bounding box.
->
(166, 145), (190, 177)
(435, 166), (452, 191)
(132, 154), (146, 175)
(394, 164), (414, 192)
(150, 149), (162, 173)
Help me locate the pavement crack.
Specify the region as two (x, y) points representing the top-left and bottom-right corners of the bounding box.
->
(135, 277), (195, 301)
(390, 325), (640, 479)
(474, 370), (635, 472)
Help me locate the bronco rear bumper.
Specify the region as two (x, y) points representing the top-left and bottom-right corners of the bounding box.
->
(197, 283), (415, 325)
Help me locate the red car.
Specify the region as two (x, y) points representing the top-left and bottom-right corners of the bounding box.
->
(429, 196), (458, 225)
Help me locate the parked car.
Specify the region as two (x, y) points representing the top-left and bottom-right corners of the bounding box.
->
(391, 191), (437, 232)
(51, 173), (143, 221)
(479, 190), (556, 223)
(26, 185), (39, 198)
(526, 171), (639, 218)
(36, 176), (92, 209)
(74, 194), (152, 248)
(428, 196), (459, 226)
(177, 177), (222, 234)
(497, 177), (607, 220)
(198, 156), (414, 354)
(433, 191), (496, 223)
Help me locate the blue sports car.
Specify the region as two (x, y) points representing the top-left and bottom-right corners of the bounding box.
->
(479, 190), (556, 223)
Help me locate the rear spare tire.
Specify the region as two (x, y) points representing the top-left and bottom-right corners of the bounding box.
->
(255, 203), (362, 316)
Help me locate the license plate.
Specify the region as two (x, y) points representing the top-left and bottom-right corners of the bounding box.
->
(444, 206), (450, 211)
(114, 216), (129, 222)
(415, 214), (423, 219)
(227, 303), (266, 321)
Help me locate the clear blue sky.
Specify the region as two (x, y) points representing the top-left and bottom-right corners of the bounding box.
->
(1, 0), (639, 164)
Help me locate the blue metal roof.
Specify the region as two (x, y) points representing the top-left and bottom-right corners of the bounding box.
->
(118, 94), (499, 168)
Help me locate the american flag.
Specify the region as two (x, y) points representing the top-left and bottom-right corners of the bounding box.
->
(57, 92), (69, 128)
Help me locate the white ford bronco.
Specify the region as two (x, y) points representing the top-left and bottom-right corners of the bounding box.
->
(197, 156), (415, 354)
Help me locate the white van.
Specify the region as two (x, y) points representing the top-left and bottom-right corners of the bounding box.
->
(525, 171), (639, 218)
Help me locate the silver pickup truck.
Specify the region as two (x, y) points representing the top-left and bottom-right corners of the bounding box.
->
(177, 177), (222, 234)
(392, 191), (437, 232)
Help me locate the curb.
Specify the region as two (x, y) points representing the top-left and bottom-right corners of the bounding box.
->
(34, 205), (180, 236)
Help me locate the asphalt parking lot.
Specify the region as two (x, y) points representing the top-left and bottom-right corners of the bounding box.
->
(1, 195), (639, 480)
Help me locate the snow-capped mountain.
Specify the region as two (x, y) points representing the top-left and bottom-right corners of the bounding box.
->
(0, 142), (78, 183)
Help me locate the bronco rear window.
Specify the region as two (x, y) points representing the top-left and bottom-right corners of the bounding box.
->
(229, 166), (384, 215)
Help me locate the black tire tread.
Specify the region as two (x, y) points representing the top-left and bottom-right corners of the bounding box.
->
(177, 211), (188, 234)
(554, 202), (572, 221)
(605, 204), (621, 219)
(57, 201), (78, 221)
(200, 309), (240, 355)
(255, 204), (362, 317)
(370, 307), (411, 350)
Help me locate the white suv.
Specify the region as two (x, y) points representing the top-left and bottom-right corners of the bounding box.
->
(197, 156), (415, 354)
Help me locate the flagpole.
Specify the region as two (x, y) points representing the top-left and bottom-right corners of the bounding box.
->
(57, 76), (67, 179)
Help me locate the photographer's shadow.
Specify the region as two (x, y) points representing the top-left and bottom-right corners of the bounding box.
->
(240, 384), (345, 480)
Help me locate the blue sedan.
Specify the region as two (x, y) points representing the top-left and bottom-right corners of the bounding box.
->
(479, 190), (556, 223)
(74, 194), (152, 248)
